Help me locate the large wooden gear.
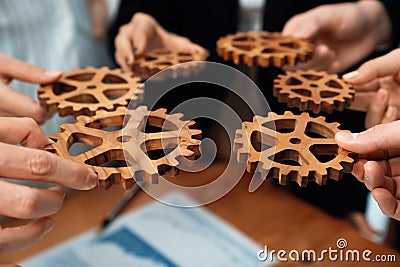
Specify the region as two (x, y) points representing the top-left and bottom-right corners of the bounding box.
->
(45, 106), (201, 190)
(216, 31), (313, 68)
(273, 70), (355, 114)
(234, 111), (355, 186)
(132, 48), (208, 81)
(38, 66), (143, 117)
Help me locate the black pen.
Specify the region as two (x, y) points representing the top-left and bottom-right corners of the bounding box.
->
(97, 181), (145, 233)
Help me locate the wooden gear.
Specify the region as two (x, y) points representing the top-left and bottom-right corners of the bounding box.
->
(45, 106), (201, 190)
(132, 48), (208, 81)
(38, 66), (143, 117)
(216, 31), (313, 68)
(234, 111), (355, 187)
(273, 70), (355, 114)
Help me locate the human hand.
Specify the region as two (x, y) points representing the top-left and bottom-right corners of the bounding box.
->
(114, 12), (208, 71)
(353, 88), (398, 129)
(344, 49), (400, 126)
(336, 121), (400, 221)
(282, 1), (391, 73)
(0, 117), (97, 255)
(0, 54), (62, 124)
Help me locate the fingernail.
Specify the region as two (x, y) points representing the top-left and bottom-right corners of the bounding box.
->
(343, 71), (359, 80)
(385, 106), (395, 118)
(336, 132), (359, 141)
(85, 170), (98, 189)
(44, 219), (54, 233)
(48, 138), (55, 144)
(44, 70), (62, 78)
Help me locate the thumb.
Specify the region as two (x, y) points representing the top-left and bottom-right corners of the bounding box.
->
(335, 120), (400, 154)
(0, 54), (62, 84)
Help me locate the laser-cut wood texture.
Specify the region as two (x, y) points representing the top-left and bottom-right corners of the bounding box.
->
(46, 106), (201, 190)
(38, 67), (143, 117)
(217, 31), (313, 68)
(132, 48), (208, 81)
(234, 111), (355, 186)
(273, 70), (355, 114)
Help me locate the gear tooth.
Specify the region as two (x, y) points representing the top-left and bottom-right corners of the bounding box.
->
(37, 67), (145, 118)
(217, 31), (312, 68)
(273, 70), (355, 114)
(236, 111), (354, 187)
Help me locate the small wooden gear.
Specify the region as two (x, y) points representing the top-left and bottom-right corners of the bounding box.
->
(216, 31), (313, 68)
(132, 48), (208, 80)
(38, 66), (143, 117)
(234, 111), (355, 187)
(45, 106), (201, 190)
(273, 70), (355, 114)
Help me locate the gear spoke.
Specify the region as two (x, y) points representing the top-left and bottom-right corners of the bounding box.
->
(38, 67), (143, 117)
(234, 111), (355, 186)
(45, 106), (201, 190)
(274, 70), (355, 114)
(132, 48), (208, 81)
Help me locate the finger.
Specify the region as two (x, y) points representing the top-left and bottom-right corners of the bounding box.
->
(0, 181), (64, 219)
(285, 44), (335, 72)
(0, 143), (98, 190)
(0, 54), (61, 84)
(0, 83), (50, 124)
(350, 91), (375, 111)
(0, 117), (49, 148)
(364, 88), (389, 128)
(352, 159), (367, 183)
(335, 120), (400, 154)
(308, 44), (336, 72)
(381, 106), (398, 124)
(353, 79), (380, 92)
(282, 11), (321, 39)
(343, 49), (400, 86)
(114, 25), (135, 71)
(0, 217), (53, 254)
(363, 161), (396, 195)
(187, 43), (209, 59)
(372, 188), (400, 221)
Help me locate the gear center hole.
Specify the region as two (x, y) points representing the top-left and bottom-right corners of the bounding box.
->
(289, 137), (301, 144)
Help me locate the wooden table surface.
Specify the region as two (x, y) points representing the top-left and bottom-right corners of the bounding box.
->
(1, 163), (399, 266)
